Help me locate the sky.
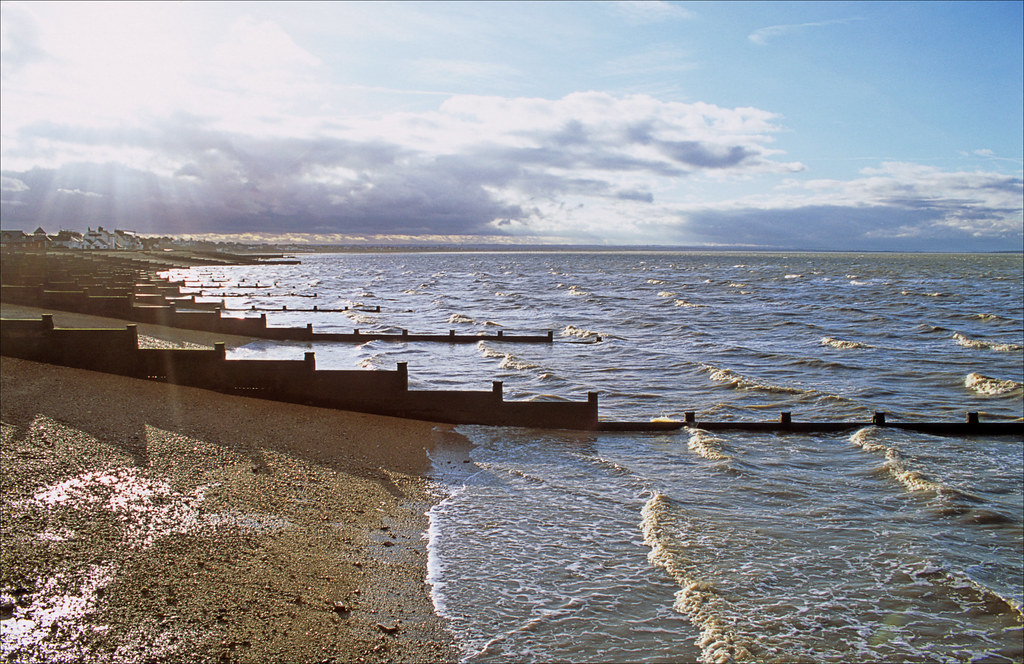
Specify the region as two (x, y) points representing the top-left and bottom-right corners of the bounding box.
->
(1, 1), (1022, 251)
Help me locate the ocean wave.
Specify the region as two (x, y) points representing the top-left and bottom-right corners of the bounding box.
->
(674, 299), (707, 308)
(905, 560), (1024, 621)
(567, 285), (590, 297)
(561, 325), (602, 339)
(686, 428), (731, 461)
(500, 355), (540, 371)
(447, 313), (475, 324)
(953, 332), (1022, 352)
(820, 336), (872, 349)
(344, 310), (377, 326)
(964, 372), (1022, 395)
(849, 428), (975, 498)
(971, 313), (1010, 322)
(641, 494), (755, 663)
(657, 291), (677, 298)
(702, 364), (806, 395)
(477, 341), (541, 371)
(647, 279), (667, 285)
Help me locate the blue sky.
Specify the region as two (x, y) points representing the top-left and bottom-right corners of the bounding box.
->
(2, 1), (1021, 250)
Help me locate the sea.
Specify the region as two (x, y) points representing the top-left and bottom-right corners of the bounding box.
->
(162, 251), (1024, 663)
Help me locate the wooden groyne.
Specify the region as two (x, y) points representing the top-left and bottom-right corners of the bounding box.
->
(1, 316), (593, 429)
(3, 317), (1021, 435)
(0, 251), (555, 344)
(597, 411), (1023, 436)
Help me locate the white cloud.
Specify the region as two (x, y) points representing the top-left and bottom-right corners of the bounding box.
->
(1, 176), (29, 192)
(748, 18), (860, 46)
(56, 188), (103, 198)
(611, 1), (695, 24)
(672, 162), (1023, 249)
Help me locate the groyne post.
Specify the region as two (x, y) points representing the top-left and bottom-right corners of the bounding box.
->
(967, 412), (979, 425)
(780, 412), (792, 425)
(684, 411), (696, 424)
(304, 352), (316, 371)
(493, 381), (503, 399)
(873, 412), (887, 425)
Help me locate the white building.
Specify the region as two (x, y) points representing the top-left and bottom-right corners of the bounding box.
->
(82, 227), (143, 250)
(50, 229), (85, 249)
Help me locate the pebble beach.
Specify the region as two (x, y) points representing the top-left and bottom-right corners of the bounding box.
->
(1, 304), (463, 663)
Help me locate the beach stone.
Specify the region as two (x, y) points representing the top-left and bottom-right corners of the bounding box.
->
(376, 622), (400, 635)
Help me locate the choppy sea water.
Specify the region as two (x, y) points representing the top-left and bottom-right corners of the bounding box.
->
(163, 252), (1023, 662)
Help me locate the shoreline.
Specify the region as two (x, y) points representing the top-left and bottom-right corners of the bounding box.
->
(1, 304), (468, 662)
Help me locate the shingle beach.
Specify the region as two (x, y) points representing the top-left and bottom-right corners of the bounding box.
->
(1, 304), (464, 663)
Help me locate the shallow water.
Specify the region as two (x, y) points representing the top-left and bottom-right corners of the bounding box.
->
(164, 252), (1023, 662)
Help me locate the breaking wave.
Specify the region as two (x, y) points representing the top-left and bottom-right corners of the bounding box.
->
(702, 364), (806, 395)
(447, 313), (475, 324)
(820, 336), (872, 349)
(477, 341), (541, 371)
(686, 428), (731, 461)
(641, 494), (755, 663)
(964, 372), (1022, 396)
(952, 332), (1022, 352)
(561, 325), (602, 340)
(849, 428), (984, 502)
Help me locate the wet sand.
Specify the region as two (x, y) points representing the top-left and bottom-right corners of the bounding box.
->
(1, 305), (469, 662)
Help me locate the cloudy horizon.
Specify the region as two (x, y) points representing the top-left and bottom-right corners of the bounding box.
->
(2, 1), (1021, 251)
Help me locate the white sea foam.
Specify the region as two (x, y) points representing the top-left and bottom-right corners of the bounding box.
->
(965, 372), (1022, 395)
(703, 364), (806, 394)
(647, 279), (667, 285)
(447, 313), (475, 324)
(657, 291), (677, 298)
(686, 428), (731, 460)
(673, 299), (707, 308)
(344, 310), (377, 326)
(849, 428), (946, 494)
(641, 494), (754, 664)
(952, 332), (1022, 352)
(477, 341), (540, 371)
(561, 325), (601, 339)
(821, 336), (872, 349)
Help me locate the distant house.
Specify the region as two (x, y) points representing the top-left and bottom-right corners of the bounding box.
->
(0, 230), (31, 248)
(0, 228), (48, 250)
(50, 229), (85, 249)
(82, 226), (144, 250)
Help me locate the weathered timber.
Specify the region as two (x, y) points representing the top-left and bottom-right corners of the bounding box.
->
(1, 255), (555, 344)
(0, 317), (594, 430)
(596, 411), (1022, 436)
